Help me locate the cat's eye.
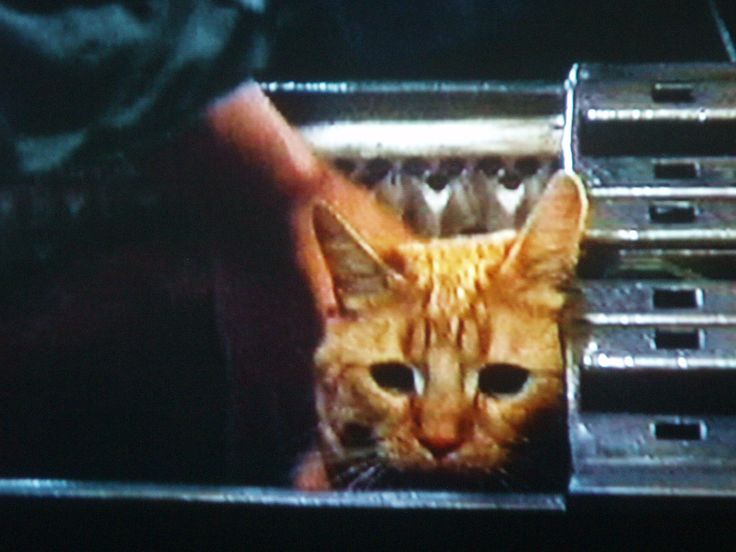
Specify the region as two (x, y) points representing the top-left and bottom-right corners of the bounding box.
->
(370, 362), (416, 393)
(477, 364), (530, 396)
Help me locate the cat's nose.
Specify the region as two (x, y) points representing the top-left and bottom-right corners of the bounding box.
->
(418, 435), (463, 459)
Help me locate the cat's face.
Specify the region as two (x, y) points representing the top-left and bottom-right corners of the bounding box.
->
(303, 171), (587, 487)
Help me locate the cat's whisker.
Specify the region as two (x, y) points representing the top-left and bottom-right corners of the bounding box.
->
(335, 455), (385, 489)
(494, 470), (514, 491)
(332, 454), (381, 487)
(346, 463), (383, 491)
(336, 463), (367, 487)
(372, 466), (390, 489)
(333, 464), (368, 487)
(361, 465), (388, 490)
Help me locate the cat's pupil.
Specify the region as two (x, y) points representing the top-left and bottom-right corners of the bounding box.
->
(477, 364), (530, 396)
(370, 362), (415, 393)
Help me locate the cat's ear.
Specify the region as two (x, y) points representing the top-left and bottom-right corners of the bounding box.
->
(501, 171), (588, 288)
(311, 201), (403, 316)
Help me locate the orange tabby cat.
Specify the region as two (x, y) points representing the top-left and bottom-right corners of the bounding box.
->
(209, 84), (588, 491)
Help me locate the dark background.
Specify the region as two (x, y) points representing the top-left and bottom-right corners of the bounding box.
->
(1, 1), (736, 548)
(269, 0), (734, 80)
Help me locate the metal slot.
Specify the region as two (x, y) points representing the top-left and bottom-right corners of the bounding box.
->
(580, 370), (736, 415)
(652, 288), (700, 309)
(579, 120), (736, 157)
(581, 328), (736, 366)
(652, 420), (703, 440)
(653, 161), (698, 179)
(654, 329), (702, 349)
(648, 202), (697, 224)
(617, 250), (736, 281)
(578, 255), (684, 280)
(358, 157), (393, 186)
(651, 82), (695, 103)
(579, 157), (736, 184)
(579, 251), (736, 281)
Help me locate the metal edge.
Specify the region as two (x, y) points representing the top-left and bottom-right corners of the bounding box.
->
(569, 476), (736, 498)
(259, 81), (563, 96)
(0, 479), (567, 511)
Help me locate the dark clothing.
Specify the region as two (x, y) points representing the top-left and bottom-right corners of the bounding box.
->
(1, 1), (731, 179)
(1, 1), (266, 177)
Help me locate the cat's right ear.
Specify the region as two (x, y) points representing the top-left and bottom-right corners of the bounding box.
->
(500, 171), (588, 290)
(303, 201), (403, 318)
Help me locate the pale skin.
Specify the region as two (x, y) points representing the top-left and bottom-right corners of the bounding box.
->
(207, 84), (588, 491)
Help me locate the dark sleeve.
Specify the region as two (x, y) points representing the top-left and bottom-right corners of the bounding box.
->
(0, 1), (268, 178)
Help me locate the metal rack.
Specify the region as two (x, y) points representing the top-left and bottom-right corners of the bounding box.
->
(568, 63), (736, 497)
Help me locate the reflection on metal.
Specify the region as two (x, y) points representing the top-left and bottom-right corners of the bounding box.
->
(562, 64), (579, 173)
(582, 314), (736, 327)
(585, 108), (736, 122)
(585, 228), (736, 244)
(0, 479), (566, 511)
(260, 80), (565, 97)
(708, 0), (736, 63)
(590, 187), (736, 199)
(300, 117), (563, 158)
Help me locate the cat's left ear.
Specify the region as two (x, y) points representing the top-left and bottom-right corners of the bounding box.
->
(501, 171), (588, 288)
(310, 201), (404, 317)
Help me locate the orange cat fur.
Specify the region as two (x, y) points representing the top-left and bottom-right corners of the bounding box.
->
(208, 85), (588, 491)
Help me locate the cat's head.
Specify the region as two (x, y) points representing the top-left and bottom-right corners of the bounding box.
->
(303, 171), (587, 488)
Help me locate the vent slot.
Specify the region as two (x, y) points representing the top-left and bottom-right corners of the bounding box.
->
(648, 202), (697, 224)
(652, 288), (700, 309)
(579, 120), (736, 156)
(601, 252), (736, 281)
(358, 158), (393, 186)
(651, 82), (695, 104)
(654, 329), (702, 350)
(581, 370), (736, 415)
(652, 421), (703, 441)
(654, 161), (698, 179)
